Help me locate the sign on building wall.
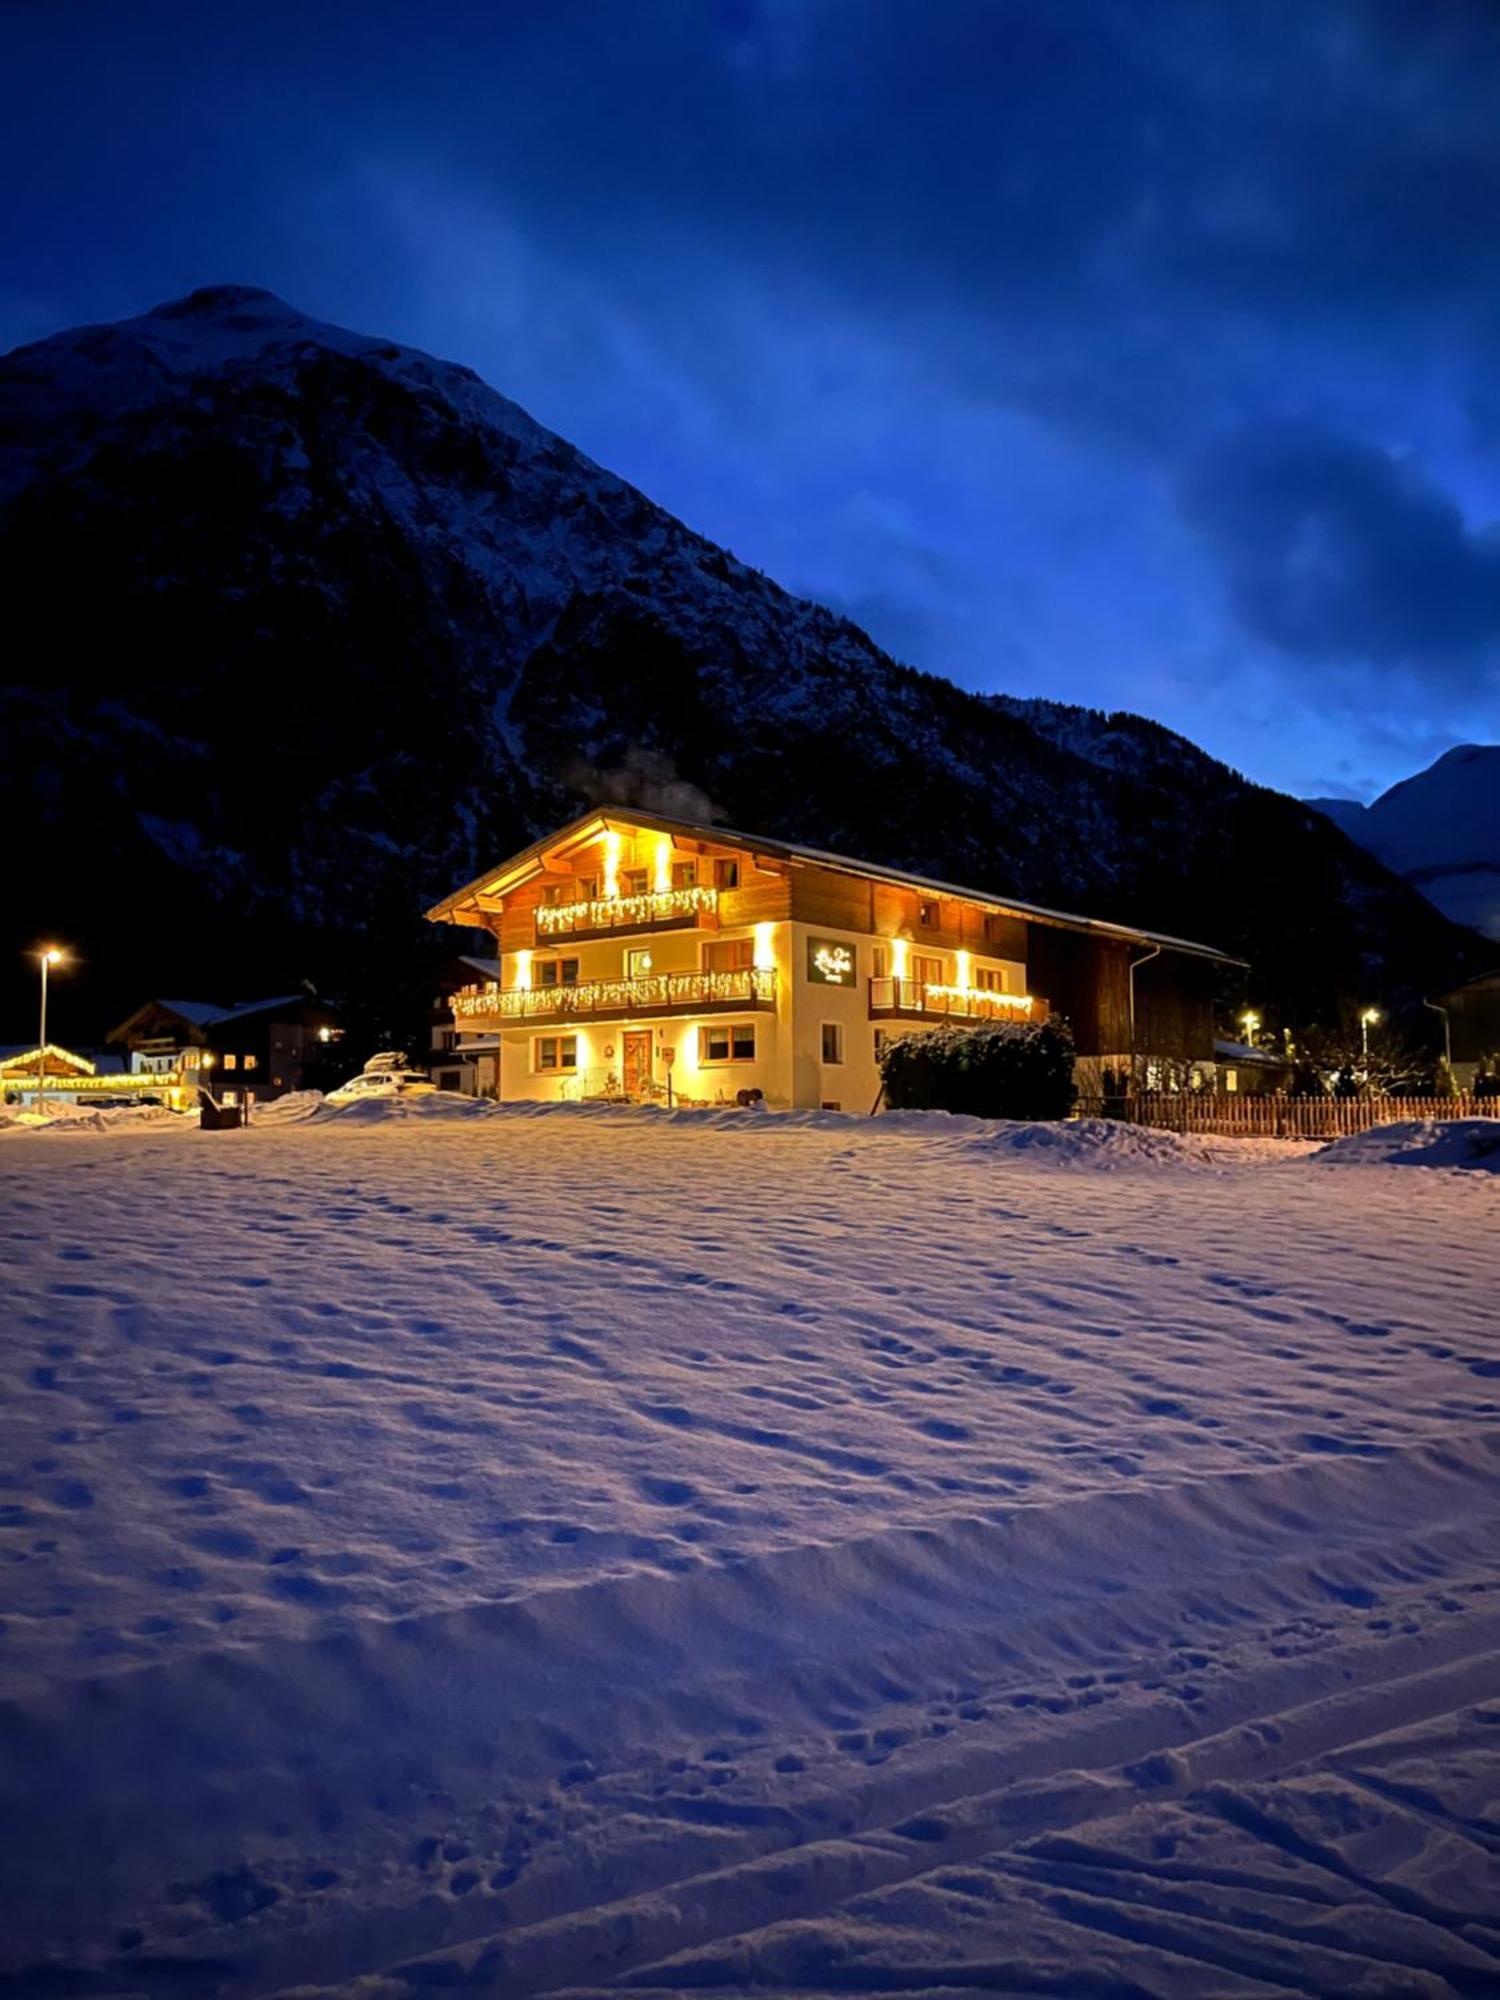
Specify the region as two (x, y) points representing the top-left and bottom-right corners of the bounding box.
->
(806, 937), (857, 986)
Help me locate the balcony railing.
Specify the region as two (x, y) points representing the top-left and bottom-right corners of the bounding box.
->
(868, 978), (1045, 1024)
(535, 886), (719, 942)
(454, 967), (777, 1027)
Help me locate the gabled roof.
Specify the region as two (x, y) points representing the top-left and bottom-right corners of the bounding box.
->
(428, 809), (1242, 965)
(0, 1043), (97, 1077)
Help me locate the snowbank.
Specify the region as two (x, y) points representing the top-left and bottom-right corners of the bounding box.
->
(0, 1100), (183, 1133)
(315, 1096), (1218, 1166)
(1318, 1117), (1500, 1173)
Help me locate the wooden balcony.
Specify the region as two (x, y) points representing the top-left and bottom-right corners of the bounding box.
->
(868, 978), (1046, 1025)
(534, 886), (719, 944)
(454, 967), (777, 1029)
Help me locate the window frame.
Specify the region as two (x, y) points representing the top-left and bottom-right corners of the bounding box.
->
(534, 1034), (580, 1073)
(821, 1022), (845, 1065)
(699, 1021), (757, 1065)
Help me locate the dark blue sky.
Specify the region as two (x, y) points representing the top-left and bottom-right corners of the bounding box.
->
(5, 2), (1498, 799)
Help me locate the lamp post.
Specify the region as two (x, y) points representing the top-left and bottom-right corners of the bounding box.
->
(1240, 1009), (1261, 1047)
(1360, 1006), (1381, 1066)
(36, 947), (64, 1114)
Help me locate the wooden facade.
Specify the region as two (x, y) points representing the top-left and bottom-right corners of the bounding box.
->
(427, 811), (1236, 1109)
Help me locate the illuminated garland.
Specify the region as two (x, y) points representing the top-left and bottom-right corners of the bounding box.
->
(536, 886), (719, 935)
(455, 967), (776, 1020)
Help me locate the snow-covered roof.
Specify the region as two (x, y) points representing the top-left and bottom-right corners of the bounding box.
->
(209, 994), (327, 1026)
(430, 809), (1243, 965)
(155, 1000), (225, 1027)
(1213, 1039), (1290, 1066)
(458, 957), (501, 979)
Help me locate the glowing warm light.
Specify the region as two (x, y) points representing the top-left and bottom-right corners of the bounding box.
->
(753, 921), (777, 972)
(318, 1026), (332, 1043)
(536, 887), (717, 935)
(955, 949), (972, 992)
(602, 830), (622, 900)
(922, 985), (1036, 1014)
(653, 835), (673, 895)
(513, 949), (533, 991)
(40, 947), (63, 966)
(891, 937), (910, 979)
(1240, 1010), (1261, 1040)
(454, 968), (777, 1021)
(1360, 1007), (1381, 1027)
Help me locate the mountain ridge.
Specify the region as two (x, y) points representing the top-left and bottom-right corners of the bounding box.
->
(1307, 743), (1500, 940)
(0, 286), (1488, 1043)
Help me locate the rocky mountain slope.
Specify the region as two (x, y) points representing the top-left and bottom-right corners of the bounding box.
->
(1309, 745), (1500, 941)
(0, 286), (1487, 1043)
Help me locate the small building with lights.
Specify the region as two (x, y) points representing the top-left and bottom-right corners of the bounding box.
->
(427, 812), (1236, 1110)
(108, 993), (343, 1107)
(1433, 967), (1500, 1090)
(0, 1044), (190, 1109)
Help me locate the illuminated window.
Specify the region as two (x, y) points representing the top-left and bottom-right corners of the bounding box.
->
(540, 883), (564, 907)
(624, 868), (649, 896)
(700, 1022), (756, 1064)
(626, 948), (654, 978)
(975, 967), (1007, 992)
(1223, 1068), (1238, 1093)
(536, 957), (580, 987)
(243, 1053), (258, 1070)
(535, 1036), (579, 1072)
(575, 876), (598, 902)
(713, 857), (740, 890)
(704, 937), (753, 973)
(821, 1023), (844, 1065)
(222, 1053), (237, 1071)
(912, 953), (944, 986)
(221, 1089), (238, 1107)
(918, 899), (940, 927)
(672, 860), (698, 889)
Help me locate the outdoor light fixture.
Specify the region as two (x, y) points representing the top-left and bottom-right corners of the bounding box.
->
(35, 946), (66, 1115)
(1241, 1009), (1261, 1043)
(1360, 1006), (1381, 1063)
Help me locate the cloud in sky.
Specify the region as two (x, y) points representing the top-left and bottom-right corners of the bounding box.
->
(4, 0), (1499, 796)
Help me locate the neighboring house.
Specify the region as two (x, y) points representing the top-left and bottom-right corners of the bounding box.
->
(0, 1044), (186, 1107)
(1211, 1039), (1296, 1095)
(1433, 968), (1500, 1090)
(426, 811), (1238, 1110)
(108, 993), (342, 1106)
(425, 956), (502, 1095)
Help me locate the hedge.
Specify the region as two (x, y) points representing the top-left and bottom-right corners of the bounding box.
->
(878, 1018), (1077, 1121)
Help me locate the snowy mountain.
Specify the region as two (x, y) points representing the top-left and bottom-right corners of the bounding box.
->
(0, 285), (1487, 1038)
(1308, 745), (1500, 941)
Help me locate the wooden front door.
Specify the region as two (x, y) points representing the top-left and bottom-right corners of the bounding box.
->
(622, 1031), (654, 1098)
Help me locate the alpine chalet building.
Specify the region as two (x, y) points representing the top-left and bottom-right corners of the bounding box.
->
(427, 812), (1236, 1109)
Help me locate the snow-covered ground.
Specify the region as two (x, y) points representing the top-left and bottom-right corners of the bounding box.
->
(1, 1105), (1497, 1997)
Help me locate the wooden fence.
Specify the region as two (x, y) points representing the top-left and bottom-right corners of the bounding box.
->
(1077, 1092), (1500, 1141)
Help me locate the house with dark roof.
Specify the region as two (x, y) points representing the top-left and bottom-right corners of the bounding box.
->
(108, 992), (342, 1106)
(427, 810), (1241, 1109)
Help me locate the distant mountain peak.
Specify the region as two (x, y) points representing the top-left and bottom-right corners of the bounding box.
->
(1308, 744), (1500, 940)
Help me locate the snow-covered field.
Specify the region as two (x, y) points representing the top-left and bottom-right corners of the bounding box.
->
(2, 1105), (1498, 1997)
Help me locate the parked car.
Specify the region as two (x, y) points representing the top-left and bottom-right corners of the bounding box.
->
(325, 1068), (436, 1105)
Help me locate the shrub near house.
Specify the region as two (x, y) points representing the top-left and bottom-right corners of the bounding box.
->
(879, 1018), (1078, 1121)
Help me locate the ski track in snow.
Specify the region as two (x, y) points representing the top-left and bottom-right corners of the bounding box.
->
(0, 1108), (1496, 1997)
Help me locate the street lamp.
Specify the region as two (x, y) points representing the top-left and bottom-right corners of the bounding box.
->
(1240, 1010), (1261, 1046)
(36, 947), (65, 1115)
(1360, 1006), (1381, 1064)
